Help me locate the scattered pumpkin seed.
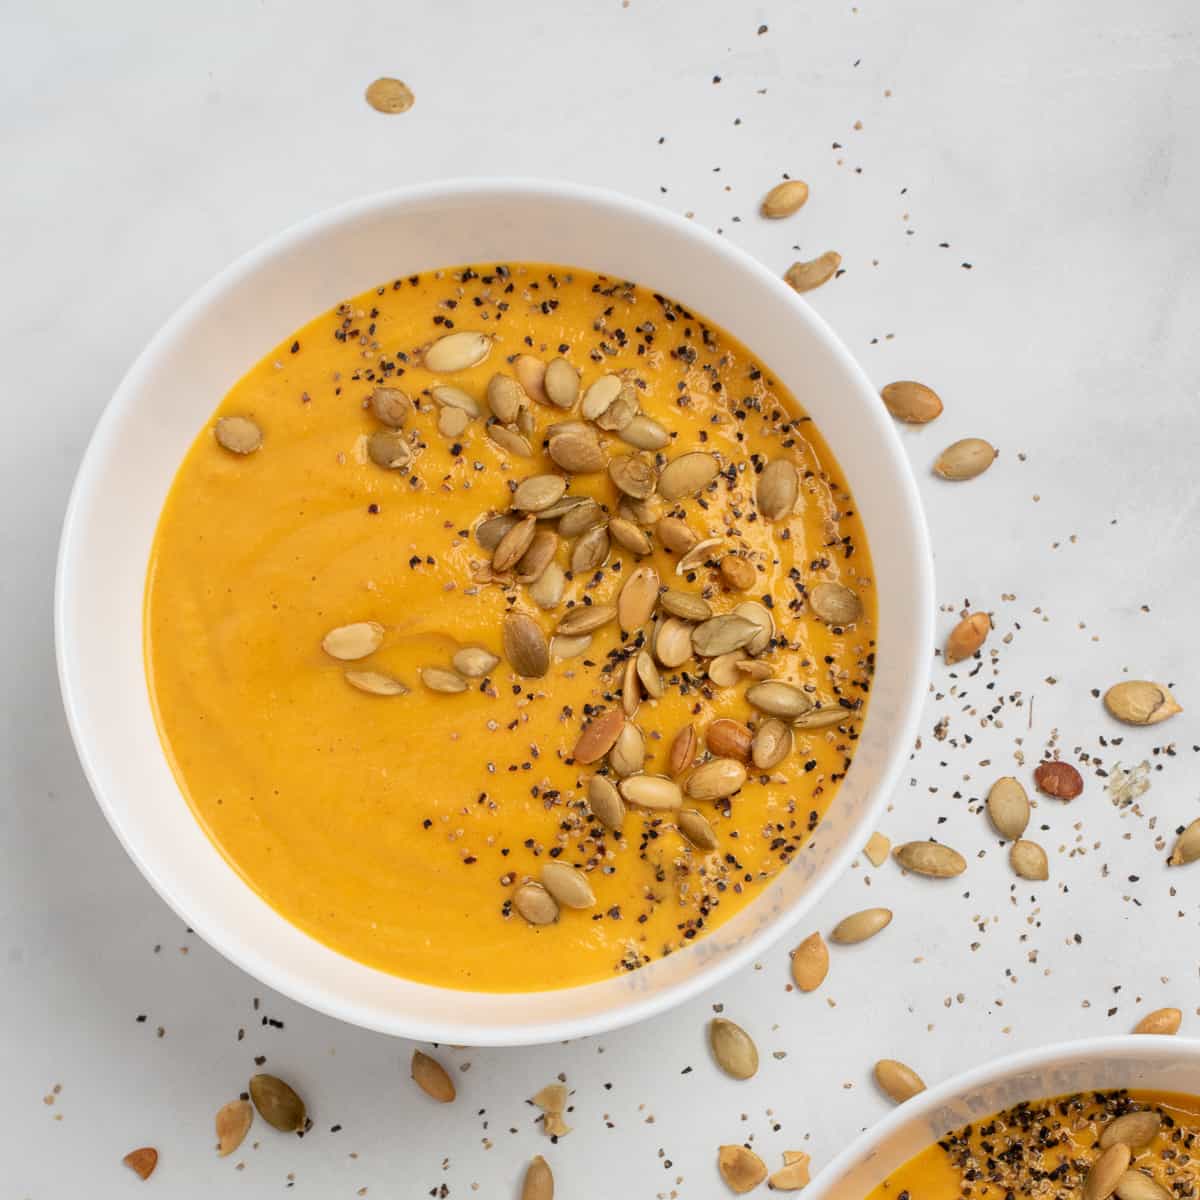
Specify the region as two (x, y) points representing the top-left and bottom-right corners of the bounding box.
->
(619, 413), (670, 450)
(676, 536), (724, 575)
(344, 670), (408, 696)
(322, 621), (384, 661)
(515, 530), (558, 583)
(934, 437), (997, 480)
(1084, 1143), (1132, 1200)
(556, 497), (604, 537)
(752, 718), (793, 769)
(874, 1059), (926, 1103)
(986, 776), (1030, 838)
(706, 718), (753, 762)
(514, 355), (548, 404)
(367, 428), (412, 469)
(420, 666), (467, 694)
(486, 373), (527, 423)
(122, 1147), (158, 1180)
(669, 724), (698, 777)
(572, 706), (625, 763)
(503, 611), (550, 678)
(1010, 838), (1049, 880)
(522, 1155), (554, 1200)
(452, 646), (499, 678)
(609, 517), (654, 556)
(542, 861), (596, 909)
(685, 757), (747, 800)
(655, 617), (695, 668)
(587, 775), (625, 831)
(249, 1074), (306, 1132)
(609, 722), (646, 777)
(785, 251), (841, 292)
(1100, 1111), (1162, 1150)
(431, 384), (481, 417)
(424, 330), (491, 373)
(476, 512), (517, 551)
(769, 1152), (812, 1191)
(618, 566), (661, 632)
(830, 907), (892, 944)
(548, 426), (607, 473)
(514, 881), (559, 925)
(608, 453), (658, 500)
(438, 406), (470, 438)
(809, 581), (862, 625)
(543, 357), (580, 409)
(529, 562), (566, 609)
(1104, 681), (1182, 726)
(707, 651), (743, 688)
(761, 179), (810, 218)
(493, 514), (537, 572)
(636, 649), (664, 698)
(945, 612), (991, 663)
(757, 459), (799, 521)
(790, 931), (829, 992)
(737, 658), (773, 681)
(486, 422), (533, 457)
(1169, 818), (1200, 866)
(658, 451), (720, 500)
(513, 474), (568, 513)
(746, 680), (813, 719)
(1134, 1007), (1181, 1035)
(619, 773), (683, 810)
(719, 1145), (768, 1194)
(550, 632), (590, 660)
(581, 373), (623, 421)
(370, 386), (412, 427)
(411, 1050), (456, 1102)
(692, 614), (759, 657)
(595, 382), (639, 432)
(557, 602), (617, 636)
(881, 380), (943, 424)
(621, 655), (641, 717)
(1034, 760), (1083, 799)
(863, 832), (891, 867)
(1115, 1171), (1173, 1200)
(216, 1098), (253, 1157)
(710, 1018), (759, 1080)
(657, 516), (699, 553)
(719, 555), (757, 592)
(214, 415), (263, 455)
(894, 841), (967, 878)
(619, 494), (660, 525)
(792, 706), (848, 729)
(571, 524), (610, 573)
(678, 807), (719, 850)
(661, 590), (713, 622)
(532, 1083), (568, 1114)
(364, 76), (414, 113)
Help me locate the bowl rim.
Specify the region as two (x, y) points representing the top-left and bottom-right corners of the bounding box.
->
(54, 176), (935, 1042)
(805, 1034), (1200, 1200)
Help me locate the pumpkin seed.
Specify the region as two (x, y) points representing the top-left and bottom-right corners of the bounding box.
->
(424, 330), (491, 373)
(513, 474), (567, 513)
(621, 654), (641, 717)
(548, 426), (607, 473)
(322, 621), (384, 661)
(542, 861), (596, 909)
(486, 422), (533, 457)
(215, 415), (263, 454)
(608, 453), (658, 499)
(710, 1018), (759, 1080)
(249, 1074), (306, 1132)
(1105, 681), (1182, 726)
(570, 524), (610, 573)
(986, 777), (1030, 839)
(657, 516), (699, 554)
(654, 616), (694, 667)
(1034, 760), (1084, 799)
(438, 406), (470, 438)
(792, 706), (847, 729)
(368, 428), (412, 469)
(345, 670), (408, 696)
(734, 601), (774, 654)
(636, 649), (664, 698)
(1133, 1007), (1181, 1035)
(595, 382), (639, 432)
(529, 562), (566, 609)
(1115, 1172), (1173, 1200)
(718, 1145), (768, 1194)
(609, 517), (654, 556)
(707, 651), (742, 687)
(752, 718), (793, 769)
(572, 706), (625, 762)
(364, 76), (414, 113)
(831, 907), (893, 944)
(658, 451), (719, 500)
(517, 405), (536, 436)
(587, 775), (625, 831)
(757, 459), (799, 521)
(370, 386), (412, 427)
(1084, 1144), (1132, 1200)
(945, 612), (991, 663)
(514, 355), (548, 404)
(551, 631), (591, 658)
(761, 179), (810, 218)
(746, 680), (812, 719)
(452, 646), (499, 678)
(669, 724), (698, 776)
(618, 495), (660, 525)
(1169, 818), (1200, 866)
(1010, 839), (1049, 880)
(882, 380), (942, 424)
(532, 1083), (567, 1117)
(618, 566), (660, 632)
(769, 1153), (812, 1192)
(809, 581), (862, 625)
(934, 437), (997, 480)
(123, 1148), (158, 1180)
(522, 1155), (554, 1200)
(719, 555), (757, 592)
(692, 614), (759, 657)
(420, 666), (467, 694)
(431, 384), (481, 417)
(678, 807), (719, 850)
(685, 757), (747, 800)
(609, 722), (645, 777)
(411, 1050), (456, 1102)
(557, 603), (617, 636)
(1100, 1111), (1162, 1150)
(874, 1059), (926, 1104)
(514, 881), (558, 925)
(893, 841), (967, 878)
(661, 590), (712, 622)
(790, 932), (828, 992)
(706, 718), (753, 762)
(785, 251), (841, 292)
(619, 413), (670, 450)
(676, 536), (723, 575)
(581, 373), (622, 421)
(493, 514), (537, 572)
(544, 357), (580, 409)
(556, 497), (604, 537)
(486, 373), (527, 423)
(619, 774), (683, 810)
(476, 512), (517, 551)
(736, 659), (773, 681)
(216, 1098), (253, 1157)
(515, 531), (558, 583)
(503, 612), (550, 678)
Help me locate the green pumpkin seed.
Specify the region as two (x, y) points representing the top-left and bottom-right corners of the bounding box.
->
(691, 614), (759, 658)
(369, 386), (412, 428)
(249, 1074), (306, 1132)
(809, 581), (862, 625)
(733, 601), (774, 654)
(515, 531), (558, 583)
(709, 1018), (758, 1080)
(792, 706), (849, 730)
(660, 590), (712, 622)
(368, 428), (412, 469)
(476, 513), (517, 551)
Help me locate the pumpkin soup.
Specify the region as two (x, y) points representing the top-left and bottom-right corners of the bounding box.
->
(145, 263), (876, 991)
(868, 1090), (1200, 1200)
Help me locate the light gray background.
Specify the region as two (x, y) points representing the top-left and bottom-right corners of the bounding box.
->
(4, 1), (1199, 1195)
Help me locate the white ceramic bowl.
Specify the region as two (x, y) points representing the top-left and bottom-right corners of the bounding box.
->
(810, 1036), (1200, 1200)
(55, 179), (933, 1045)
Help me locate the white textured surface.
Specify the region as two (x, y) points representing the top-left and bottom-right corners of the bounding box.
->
(4, 1), (1199, 1195)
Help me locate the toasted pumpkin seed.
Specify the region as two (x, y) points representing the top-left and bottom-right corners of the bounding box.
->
(370, 386), (412, 427)
(678, 807), (719, 850)
(785, 251), (841, 292)
(935, 437), (997, 480)
(618, 495), (660, 525)
(710, 1018), (759, 1080)
(706, 718), (753, 762)
(657, 516), (699, 553)
(719, 555), (756, 592)
(882, 380), (943, 424)
(571, 524), (610, 573)
(946, 612), (991, 663)
(746, 680), (812, 719)
(438, 406), (470, 438)
(1084, 1144), (1132, 1200)
(636, 649), (664, 698)
(544, 357), (580, 409)
(522, 1155), (554, 1200)
(344, 670), (408, 696)
(516, 530), (559, 583)
(531, 1083), (568, 1115)
(676, 536), (723, 575)
(862, 833), (891, 867)
(530, 562), (566, 609)
(658, 451), (720, 500)
(669, 724), (698, 777)
(1115, 1171), (1173, 1200)
(452, 646), (499, 678)
(587, 775), (625, 831)
(425, 330), (491, 373)
(1170, 818), (1200, 866)
(542, 861), (596, 908)
(874, 1059), (926, 1103)
(514, 474), (568, 513)
(894, 841), (967, 877)
(736, 658), (773, 680)
(493, 514), (537, 572)
(123, 1148), (158, 1180)
(514, 881), (558, 925)
(809, 581), (862, 625)
(420, 666), (467, 694)
(609, 722), (646, 777)
(215, 415), (263, 454)
(595, 382), (639, 432)
(515, 355), (548, 404)
(486, 373), (527, 423)
(792, 706), (848, 730)
(502, 612), (550, 678)
(323, 621), (384, 661)
(608, 453), (658, 500)
(621, 655), (641, 717)
(364, 76), (414, 113)
(581, 374), (622, 421)
(557, 603), (617, 636)
(548, 426), (607, 473)
(368, 428), (412, 469)
(551, 631), (591, 658)
(486, 422), (533, 457)
(692, 614), (759, 657)
(411, 1050), (456, 1102)
(790, 932), (828, 992)
(761, 179), (810, 218)
(249, 1074), (306, 1132)
(707, 651), (742, 688)
(619, 413), (670, 450)
(734, 600), (774, 654)
(986, 776), (1030, 839)
(830, 907), (892, 944)
(573, 706), (624, 763)
(1100, 1111), (1162, 1150)
(1105, 681), (1182, 726)
(719, 1145), (768, 1194)
(615, 566), (657, 631)
(216, 1098), (253, 1157)
(655, 616), (695, 668)
(769, 1153), (812, 1192)
(556, 497), (604, 537)
(752, 718), (793, 769)
(431, 384), (481, 417)
(1134, 1007), (1182, 1035)
(609, 517), (654, 556)
(757, 459), (799, 521)
(619, 774), (683, 811)
(685, 757), (747, 800)
(476, 512), (517, 550)
(1010, 839), (1049, 880)
(661, 590), (712, 622)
